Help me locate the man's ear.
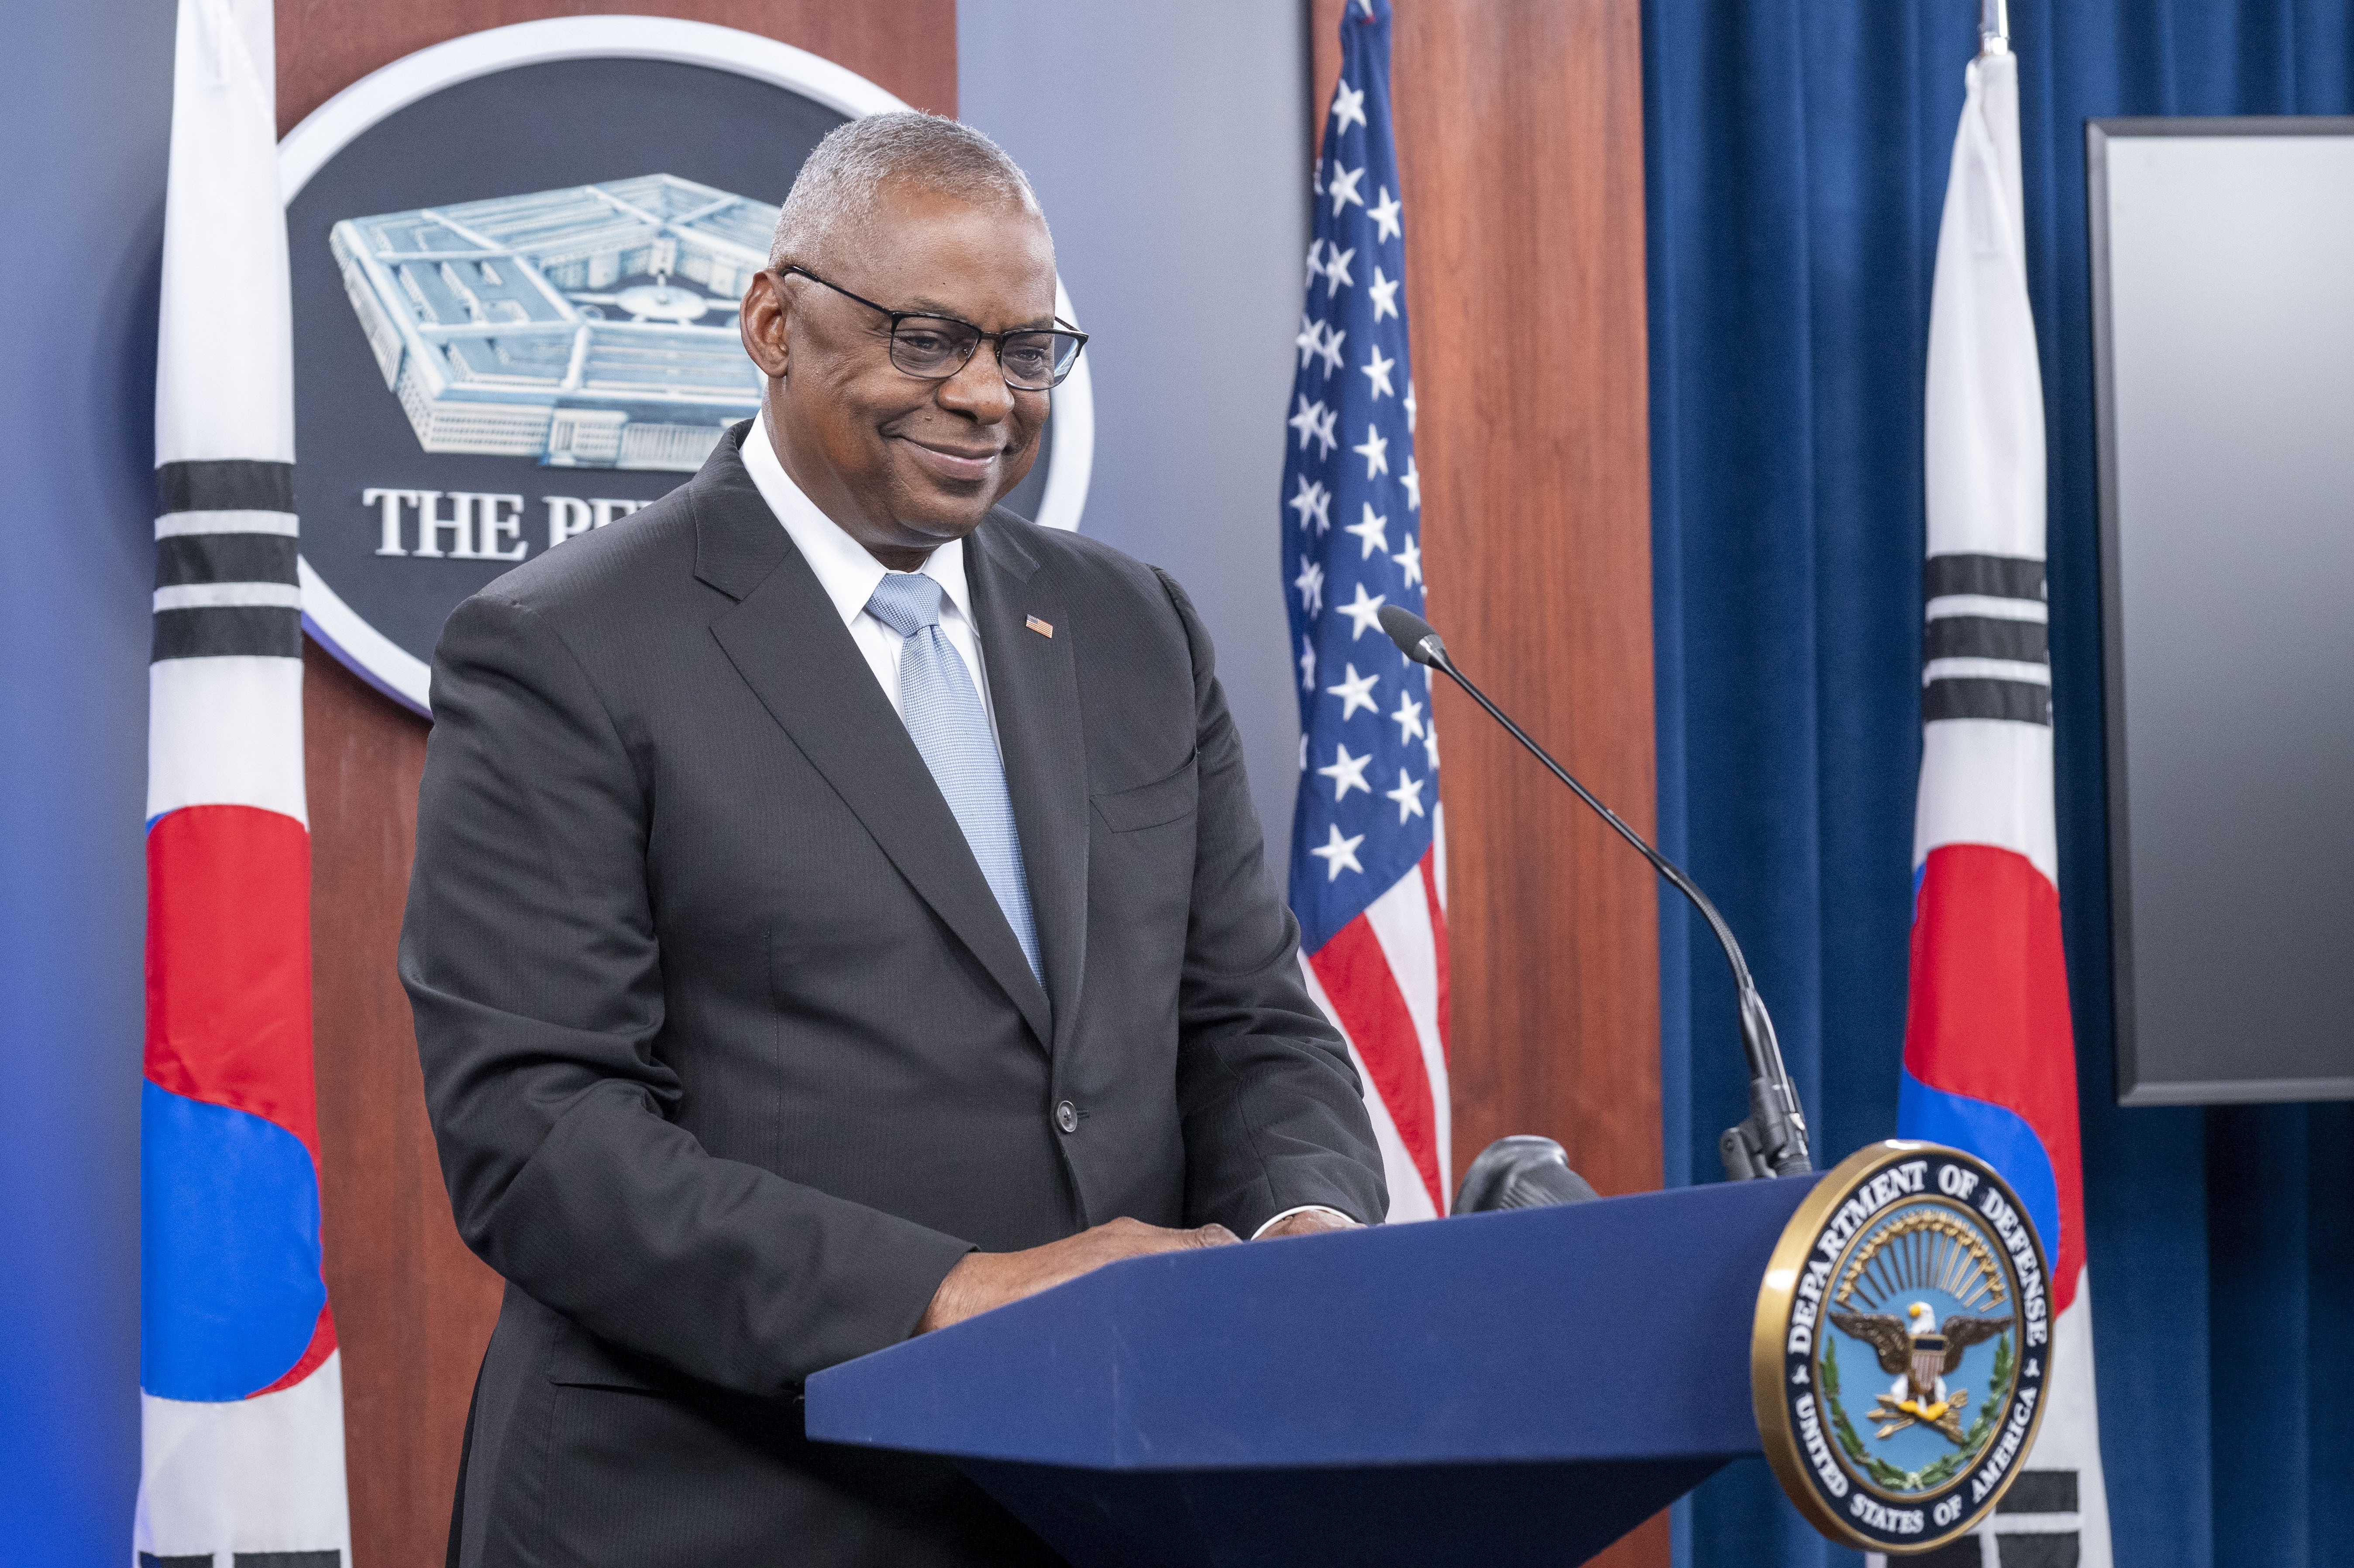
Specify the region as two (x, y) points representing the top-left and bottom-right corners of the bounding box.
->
(739, 269), (790, 380)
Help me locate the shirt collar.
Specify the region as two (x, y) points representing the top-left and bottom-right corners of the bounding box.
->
(742, 412), (972, 629)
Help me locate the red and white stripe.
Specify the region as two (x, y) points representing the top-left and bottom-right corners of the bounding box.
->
(1302, 814), (1451, 1220)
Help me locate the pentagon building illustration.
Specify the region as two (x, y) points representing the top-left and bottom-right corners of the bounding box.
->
(330, 175), (773, 472)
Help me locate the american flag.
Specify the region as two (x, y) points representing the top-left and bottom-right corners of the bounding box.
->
(1282, 0), (1450, 1221)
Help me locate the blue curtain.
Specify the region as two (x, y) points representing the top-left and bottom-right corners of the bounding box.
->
(1640, 4), (2354, 1567)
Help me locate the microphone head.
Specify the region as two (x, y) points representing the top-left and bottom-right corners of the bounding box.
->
(1378, 604), (1446, 667)
(1452, 1135), (1600, 1214)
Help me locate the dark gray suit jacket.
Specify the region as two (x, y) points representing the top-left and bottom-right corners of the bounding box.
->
(403, 423), (1385, 1568)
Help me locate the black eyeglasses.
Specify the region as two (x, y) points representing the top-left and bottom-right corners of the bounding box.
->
(776, 264), (1088, 391)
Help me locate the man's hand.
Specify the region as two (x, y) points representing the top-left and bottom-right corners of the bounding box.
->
(917, 1217), (1237, 1334)
(1256, 1208), (1361, 1239)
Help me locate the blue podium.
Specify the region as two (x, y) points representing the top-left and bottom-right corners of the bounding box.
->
(806, 1176), (1822, 1566)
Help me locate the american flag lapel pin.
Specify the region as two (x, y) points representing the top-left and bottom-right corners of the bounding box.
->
(1025, 615), (1054, 638)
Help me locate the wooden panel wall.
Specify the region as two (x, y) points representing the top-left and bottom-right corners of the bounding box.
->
(279, 9), (953, 1565)
(277, 1), (956, 129)
(1314, 3), (1665, 1563)
(301, 646), (480, 1565)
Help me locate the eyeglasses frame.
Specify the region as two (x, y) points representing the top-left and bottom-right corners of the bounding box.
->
(772, 264), (1089, 391)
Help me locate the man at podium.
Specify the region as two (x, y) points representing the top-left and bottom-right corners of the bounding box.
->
(401, 112), (1386, 1568)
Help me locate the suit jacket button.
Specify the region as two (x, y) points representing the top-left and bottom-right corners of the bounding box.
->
(1055, 1100), (1079, 1134)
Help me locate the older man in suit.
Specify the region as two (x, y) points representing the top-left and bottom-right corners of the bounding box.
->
(403, 111), (1385, 1568)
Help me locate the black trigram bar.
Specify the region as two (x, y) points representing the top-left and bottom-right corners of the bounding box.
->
(1924, 677), (2051, 725)
(2000, 1471), (2080, 1513)
(1925, 552), (2045, 602)
(1924, 615), (2048, 664)
(152, 605), (303, 662)
(155, 533), (299, 589)
(155, 458), (296, 518)
(140, 1557), (341, 1568)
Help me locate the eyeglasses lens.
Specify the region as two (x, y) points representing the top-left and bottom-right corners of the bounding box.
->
(889, 319), (1084, 390)
(996, 332), (1083, 390)
(889, 319), (981, 379)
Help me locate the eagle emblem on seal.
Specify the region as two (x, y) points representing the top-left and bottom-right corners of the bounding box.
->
(1753, 1145), (2054, 1555)
(1827, 1301), (2012, 1443)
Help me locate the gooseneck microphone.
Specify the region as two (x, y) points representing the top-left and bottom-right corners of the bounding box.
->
(1379, 605), (1812, 1180)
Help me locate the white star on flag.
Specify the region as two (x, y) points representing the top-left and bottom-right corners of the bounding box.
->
(1308, 823), (1366, 881)
(1325, 664), (1381, 720)
(1345, 502), (1389, 559)
(1361, 343), (1396, 400)
(1317, 743), (1373, 801)
(1401, 454), (1420, 510)
(1298, 636), (1317, 691)
(1322, 244), (1356, 297)
(1330, 79), (1367, 136)
(1312, 404), (1339, 457)
(1384, 768), (1427, 822)
(1368, 186), (1403, 242)
(1328, 161), (1366, 215)
(1290, 395), (1326, 452)
(1337, 581), (1387, 640)
(1295, 314), (1325, 370)
(1289, 475), (1331, 534)
(1388, 690), (1425, 743)
(1368, 266), (1401, 322)
(1404, 378), (1416, 432)
(1294, 555), (1325, 614)
(1353, 424), (1390, 478)
(1394, 533), (1422, 587)
(1316, 326), (1347, 377)
(1303, 240), (1325, 291)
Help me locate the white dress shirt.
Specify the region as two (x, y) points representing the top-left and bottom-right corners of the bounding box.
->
(743, 413), (1000, 753)
(747, 416), (1354, 1241)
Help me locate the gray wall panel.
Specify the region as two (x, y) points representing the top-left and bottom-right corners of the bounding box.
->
(960, 1), (1311, 877)
(0, 0), (173, 1553)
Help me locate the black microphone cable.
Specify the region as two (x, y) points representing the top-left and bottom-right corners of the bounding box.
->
(1379, 604), (1812, 1179)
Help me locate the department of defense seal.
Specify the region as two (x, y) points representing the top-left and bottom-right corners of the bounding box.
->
(1752, 1141), (2052, 1554)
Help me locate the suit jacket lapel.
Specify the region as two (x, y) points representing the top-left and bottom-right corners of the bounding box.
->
(967, 515), (1089, 1060)
(692, 437), (1054, 1049)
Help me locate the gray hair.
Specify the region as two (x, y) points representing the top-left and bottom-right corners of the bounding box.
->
(767, 112), (1045, 271)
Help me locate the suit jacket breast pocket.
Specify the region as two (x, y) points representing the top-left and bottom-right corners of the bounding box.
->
(1091, 754), (1199, 833)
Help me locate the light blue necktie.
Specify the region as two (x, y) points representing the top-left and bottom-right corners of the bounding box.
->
(864, 572), (1043, 984)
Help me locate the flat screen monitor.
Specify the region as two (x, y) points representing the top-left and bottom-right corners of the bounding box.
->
(2087, 117), (2354, 1104)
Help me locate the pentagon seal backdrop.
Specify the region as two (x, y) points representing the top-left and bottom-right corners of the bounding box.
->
(279, 20), (1090, 712)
